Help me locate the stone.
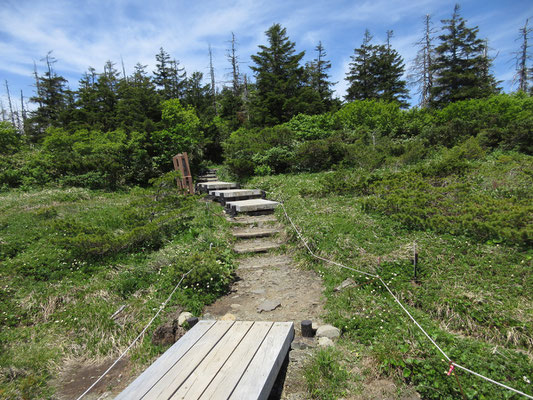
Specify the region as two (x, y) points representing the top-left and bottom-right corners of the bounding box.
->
(251, 289), (266, 295)
(178, 312), (193, 326)
(291, 340), (315, 350)
(202, 313), (216, 320)
(318, 337), (334, 347)
(230, 304), (241, 309)
(316, 324), (341, 339)
(257, 299), (281, 313)
(334, 278), (355, 292)
(220, 313), (236, 321)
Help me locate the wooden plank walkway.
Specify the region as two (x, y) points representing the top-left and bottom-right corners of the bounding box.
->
(116, 320), (294, 400)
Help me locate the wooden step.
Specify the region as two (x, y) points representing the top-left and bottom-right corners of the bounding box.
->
(225, 199), (279, 216)
(116, 320), (294, 400)
(232, 227), (280, 239)
(209, 189), (265, 205)
(234, 239), (281, 254)
(197, 181), (239, 193)
(226, 215), (278, 225)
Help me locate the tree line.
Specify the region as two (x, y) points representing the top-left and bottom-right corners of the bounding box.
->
(0, 4), (532, 188)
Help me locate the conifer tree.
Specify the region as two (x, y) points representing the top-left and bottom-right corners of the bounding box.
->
(345, 30), (376, 101)
(306, 41), (335, 110)
(430, 4), (499, 107)
(250, 23), (306, 125)
(28, 51), (68, 141)
(346, 30), (409, 107)
(153, 47), (186, 100)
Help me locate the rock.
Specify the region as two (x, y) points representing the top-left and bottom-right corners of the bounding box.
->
(251, 289), (266, 295)
(316, 324), (341, 339)
(202, 313), (216, 320)
(151, 320), (184, 346)
(291, 341), (315, 350)
(318, 337), (334, 347)
(312, 322), (319, 331)
(230, 303), (242, 309)
(334, 278), (355, 292)
(220, 313), (236, 321)
(257, 299), (281, 313)
(178, 312), (193, 326)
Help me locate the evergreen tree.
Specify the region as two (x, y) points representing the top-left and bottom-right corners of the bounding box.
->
(305, 41), (335, 111)
(28, 51), (68, 141)
(184, 71), (212, 120)
(346, 30), (409, 107)
(250, 23), (306, 125)
(153, 47), (186, 100)
(345, 30), (377, 101)
(95, 60), (121, 131)
(116, 63), (161, 132)
(430, 4), (499, 107)
(375, 32), (409, 107)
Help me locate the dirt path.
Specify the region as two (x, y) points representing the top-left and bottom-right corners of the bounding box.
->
(204, 214), (325, 399)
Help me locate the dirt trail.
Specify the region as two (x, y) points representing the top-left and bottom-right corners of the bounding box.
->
(204, 214), (325, 399)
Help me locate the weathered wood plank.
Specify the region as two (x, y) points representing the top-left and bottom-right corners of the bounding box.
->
(170, 321), (254, 400)
(143, 320), (235, 400)
(115, 320), (216, 400)
(199, 321), (273, 400)
(229, 322), (294, 400)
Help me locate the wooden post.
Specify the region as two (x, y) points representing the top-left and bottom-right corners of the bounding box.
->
(172, 152), (194, 195)
(413, 242), (418, 282)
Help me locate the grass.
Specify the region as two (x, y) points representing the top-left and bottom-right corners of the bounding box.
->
(0, 184), (235, 399)
(248, 150), (533, 399)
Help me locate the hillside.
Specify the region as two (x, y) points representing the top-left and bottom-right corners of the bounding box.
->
(245, 149), (532, 399)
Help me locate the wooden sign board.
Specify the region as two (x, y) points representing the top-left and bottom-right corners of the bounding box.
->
(172, 152), (194, 195)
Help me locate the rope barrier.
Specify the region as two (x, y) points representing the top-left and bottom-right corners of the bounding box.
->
(278, 201), (533, 400)
(76, 266), (196, 400)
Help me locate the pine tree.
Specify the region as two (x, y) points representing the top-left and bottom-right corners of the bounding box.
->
(28, 51), (68, 141)
(376, 31), (409, 107)
(306, 41), (335, 110)
(430, 4), (499, 107)
(184, 71), (211, 119)
(153, 47), (186, 100)
(345, 30), (377, 101)
(250, 23), (306, 125)
(346, 30), (409, 107)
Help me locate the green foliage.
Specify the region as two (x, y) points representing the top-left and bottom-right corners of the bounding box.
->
(0, 185), (235, 397)
(336, 99), (405, 136)
(304, 348), (349, 399)
(248, 168), (532, 400)
(151, 99), (203, 173)
(282, 113), (339, 140)
(223, 125), (295, 178)
(0, 122), (23, 154)
(430, 5), (499, 107)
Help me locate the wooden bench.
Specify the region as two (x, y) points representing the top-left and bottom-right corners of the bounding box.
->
(116, 320), (294, 400)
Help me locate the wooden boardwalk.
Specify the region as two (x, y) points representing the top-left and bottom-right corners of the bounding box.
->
(116, 320), (294, 400)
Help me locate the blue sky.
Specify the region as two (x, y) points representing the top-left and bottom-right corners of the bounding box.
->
(1, 0), (532, 112)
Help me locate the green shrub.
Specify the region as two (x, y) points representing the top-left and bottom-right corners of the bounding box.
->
(283, 113), (340, 140)
(336, 99), (405, 137)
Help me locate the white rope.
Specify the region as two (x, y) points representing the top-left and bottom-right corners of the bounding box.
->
(451, 363), (533, 399)
(76, 267), (195, 400)
(278, 201), (533, 399)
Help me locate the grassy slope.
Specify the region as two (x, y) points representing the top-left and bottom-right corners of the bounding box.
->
(0, 187), (235, 399)
(248, 151), (532, 399)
